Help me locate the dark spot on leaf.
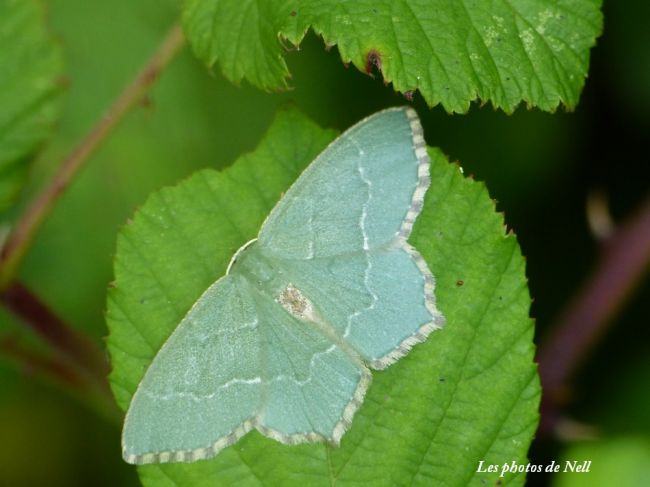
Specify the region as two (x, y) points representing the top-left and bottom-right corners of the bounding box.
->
(56, 75), (70, 88)
(496, 480), (503, 486)
(139, 298), (146, 304)
(439, 377), (446, 382)
(456, 280), (464, 287)
(142, 65), (159, 84)
(140, 95), (153, 109)
(290, 10), (297, 16)
(365, 49), (382, 76)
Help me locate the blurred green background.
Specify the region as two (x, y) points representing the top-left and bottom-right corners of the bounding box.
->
(0, 0), (648, 485)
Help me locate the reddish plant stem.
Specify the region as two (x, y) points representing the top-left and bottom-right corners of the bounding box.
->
(0, 330), (120, 423)
(538, 195), (650, 436)
(0, 281), (109, 384)
(0, 24), (185, 418)
(0, 283), (116, 417)
(0, 23), (185, 288)
(0, 334), (86, 389)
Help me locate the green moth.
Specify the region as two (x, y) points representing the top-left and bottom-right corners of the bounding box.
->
(122, 107), (445, 464)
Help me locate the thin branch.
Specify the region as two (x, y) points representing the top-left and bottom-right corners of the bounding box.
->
(0, 23), (185, 288)
(538, 194), (650, 436)
(0, 332), (121, 423)
(0, 281), (109, 384)
(0, 334), (86, 388)
(0, 282), (122, 422)
(0, 25), (184, 421)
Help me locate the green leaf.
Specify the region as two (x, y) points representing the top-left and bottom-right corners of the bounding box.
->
(182, 0), (296, 93)
(107, 107), (539, 486)
(0, 0), (64, 213)
(182, 0), (603, 113)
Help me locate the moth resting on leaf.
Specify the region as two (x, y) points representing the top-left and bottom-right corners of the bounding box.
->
(122, 107), (445, 464)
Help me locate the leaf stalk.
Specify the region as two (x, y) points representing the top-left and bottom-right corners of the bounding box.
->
(538, 195), (650, 436)
(0, 23), (185, 289)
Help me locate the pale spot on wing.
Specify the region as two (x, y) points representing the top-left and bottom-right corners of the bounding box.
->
(277, 283), (317, 321)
